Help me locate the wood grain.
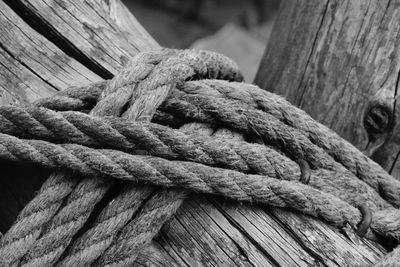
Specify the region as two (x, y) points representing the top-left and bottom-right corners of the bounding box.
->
(255, 0), (400, 181)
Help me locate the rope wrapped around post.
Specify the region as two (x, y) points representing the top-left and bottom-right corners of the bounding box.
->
(0, 48), (398, 266)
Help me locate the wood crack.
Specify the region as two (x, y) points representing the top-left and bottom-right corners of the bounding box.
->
(0, 41), (59, 92)
(210, 199), (283, 267)
(194, 197), (255, 267)
(268, 211), (329, 267)
(297, 0), (330, 107)
(388, 68), (400, 174)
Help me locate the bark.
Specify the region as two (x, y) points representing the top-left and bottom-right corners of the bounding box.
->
(0, 0), (387, 266)
(255, 0), (400, 179)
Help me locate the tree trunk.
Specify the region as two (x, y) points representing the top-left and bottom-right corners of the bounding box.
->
(0, 0), (387, 266)
(255, 0), (400, 180)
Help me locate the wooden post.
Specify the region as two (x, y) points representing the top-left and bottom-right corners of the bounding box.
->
(0, 0), (387, 266)
(254, 0), (400, 179)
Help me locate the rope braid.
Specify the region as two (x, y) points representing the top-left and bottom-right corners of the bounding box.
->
(0, 49), (399, 266)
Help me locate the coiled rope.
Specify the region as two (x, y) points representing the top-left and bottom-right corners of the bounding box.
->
(0, 48), (398, 266)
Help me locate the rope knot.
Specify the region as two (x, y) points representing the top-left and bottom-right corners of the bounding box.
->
(0, 48), (399, 267)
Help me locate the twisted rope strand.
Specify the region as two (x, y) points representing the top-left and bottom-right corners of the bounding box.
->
(0, 173), (79, 267)
(59, 123), (208, 266)
(93, 125), (240, 266)
(159, 89), (400, 207)
(0, 106), (391, 211)
(95, 188), (186, 267)
(182, 80), (399, 209)
(57, 183), (154, 266)
(20, 177), (113, 267)
(0, 133), (399, 240)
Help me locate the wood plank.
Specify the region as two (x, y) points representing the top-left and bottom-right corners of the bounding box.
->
(96, 0), (159, 48)
(0, 48), (55, 106)
(254, 0), (400, 180)
(156, 195), (275, 267)
(213, 199), (384, 267)
(0, 0), (102, 104)
(270, 209), (383, 266)
(7, 0), (159, 77)
(211, 200), (317, 267)
(134, 241), (183, 267)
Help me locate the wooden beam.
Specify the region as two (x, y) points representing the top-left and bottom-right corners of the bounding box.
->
(254, 0), (400, 180)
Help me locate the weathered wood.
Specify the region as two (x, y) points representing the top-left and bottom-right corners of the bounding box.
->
(0, 0), (388, 266)
(254, 0), (400, 180)
(103, 0), (160, 47)
(0, 0), (101, 105)
(4, 0), (158, 77)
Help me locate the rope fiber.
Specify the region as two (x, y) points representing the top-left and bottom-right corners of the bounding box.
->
(0, 48), (398, 266)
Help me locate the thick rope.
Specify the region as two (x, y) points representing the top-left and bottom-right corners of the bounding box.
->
(19, 50), (242, 267)
(56, 50), (243, 267)
(24, 49), (240, 267)
(0, 49), (242, 266)
(91, 125), (233, 266)
(35, 79), (400, 208)
(28, 76), (400, 266)
(7, 50), (163, 266)
(59, 123), (201, 266)
(59, 123), (214, 266)
(160, 88), (400, 206)
(0, 172), (80, 267)
(3, 104), (398, 260)
(1, 133), (400, 240)
(0, 49), (398, 266)
(0, 106), (391, 211)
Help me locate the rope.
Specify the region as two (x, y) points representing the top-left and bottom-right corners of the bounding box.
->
(0, 49), (398, 266)
(92, 124), (235, 266)
(0, 48), (242, 266)
(36, 79), (400, 207)
(0, 106), (391, 210)
(2, 132), (400, 237)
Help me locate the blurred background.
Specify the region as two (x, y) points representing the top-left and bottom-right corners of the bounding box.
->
(122, 0), (280, 81)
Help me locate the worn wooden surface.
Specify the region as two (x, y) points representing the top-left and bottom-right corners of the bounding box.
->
(255, 0), (400, 180)
(0, 0), (387, 266)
